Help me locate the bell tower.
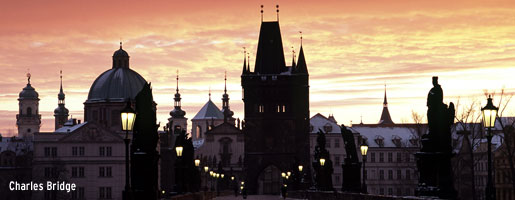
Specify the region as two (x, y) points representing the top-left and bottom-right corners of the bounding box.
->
(16, 72), (41, 139)
(54, 70), (69, 130)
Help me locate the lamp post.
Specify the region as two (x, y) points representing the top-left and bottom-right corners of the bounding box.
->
(175, 146), (183, 157)
(121, 101), (136, 200)
(482, 95), (498, 200)
(360, 142), (369, 194)
(195, 159), (200, 167)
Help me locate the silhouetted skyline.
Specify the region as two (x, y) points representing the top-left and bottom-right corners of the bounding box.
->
(1, 0), (515, 135)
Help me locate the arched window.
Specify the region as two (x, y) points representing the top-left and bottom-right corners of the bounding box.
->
(196, 125), (202, 139)
(27, 107), (32, 116)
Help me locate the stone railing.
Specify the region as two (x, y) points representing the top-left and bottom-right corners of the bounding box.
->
(165, 190), (233, 200)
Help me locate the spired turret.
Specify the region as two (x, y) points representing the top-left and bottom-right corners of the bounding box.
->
(54, 70), (69, 130)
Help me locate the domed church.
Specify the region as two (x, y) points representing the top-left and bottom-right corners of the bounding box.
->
(84, 42), (149, 132)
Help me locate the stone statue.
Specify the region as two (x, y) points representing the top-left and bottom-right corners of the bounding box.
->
(340, 125), (361, 192)
(416, 76), (456, 199)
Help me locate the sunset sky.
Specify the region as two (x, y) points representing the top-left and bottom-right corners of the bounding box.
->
(1, 0), (515, 136)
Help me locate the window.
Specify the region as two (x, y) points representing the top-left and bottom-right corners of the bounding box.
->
(72, 147), (78, 156)
(379, 170), (384, 180)
(388, 170), (393, 180)
(277, 105), (281, 113)
(106, 147), (112, 156)
(99, 147), (105, 156)
(196, 125), (202, 139)
(379, 188), (385, 195)
(371, 153), (375, 163)
(327, 139), (331, 148)
(397, 152), (401, 162)
(397, 169), (402, 180)
(379, 153), (384, 162)
(79, 147), (85, 156)
(406, 169), (411, 180)
(99, 187), (112, 199)
(51, 147), (57, 157)
(44, 147), (51, 157)
(334, 155), (340, 166)
(405, 188), (411, 196)
(388, 188), (393, 196)
(335, 139), (340, 148)
(258, 105), (264, 113)
(397, 188), (402, 196)
(27, 107), (32, 116)
(106, 167), (112, 177)
(388, 152), (392, 162)
(405, 153), (410, 162)
(99, 167), (105, 177)
(79, 167), (85, 178)
(282, 105), (286, 112)
(335, 174), (340, 183)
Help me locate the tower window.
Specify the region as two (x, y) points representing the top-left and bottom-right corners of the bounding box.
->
(282, 105), (286, 112)
(196, 125), (202, 139)
(27, 107), (32, 116)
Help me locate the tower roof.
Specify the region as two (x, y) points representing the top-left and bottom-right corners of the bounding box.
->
(170, 72), (186, 118)
(379, 86), (394, 124)
(19, 73), (39, 100)
(58, 70), (65, 100)
(296, 45), (308, 74)
(192, 99), (224, 120)
(254, 21), (286, 74)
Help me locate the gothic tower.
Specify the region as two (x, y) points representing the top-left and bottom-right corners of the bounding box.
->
(17, 73), (41, 139)
(241, 8), (310, 194)
(54, 70), (69, 130)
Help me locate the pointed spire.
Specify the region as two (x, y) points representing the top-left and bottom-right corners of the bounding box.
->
(242, 47), (247, 74)
(209, 86), (211, 100)
(58, 70), (65, 102)
(247, 52), (250, 72)
(379, 84), (394, 124)
(170, 69), (186, 119)
(276, 5), (279, 21)
(224, 71), (227, 94)
(383, 84), (388, 107)
(291, 46), (296, 69)
(296, 43), (308, 74)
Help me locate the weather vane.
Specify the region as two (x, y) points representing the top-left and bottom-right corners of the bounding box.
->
(276, 5), (279, 21)
(260, 5), (264, 22)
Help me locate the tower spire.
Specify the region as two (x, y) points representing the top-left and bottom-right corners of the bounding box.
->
(247, 52), (250, 72)
(170, 69), (186, 119)
(291, 46), (296, 69)
(224, 71), (227, 94)
(209, 86), (211, 100)
(222, 71), (233, 123)
(242, 47), (247, 74)
(379, 84), (394, 124)
(54, 70), (69, 130)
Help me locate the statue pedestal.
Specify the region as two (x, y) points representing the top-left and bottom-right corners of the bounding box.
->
(341, 162), (361, 193)
(415, 152), (456, 199)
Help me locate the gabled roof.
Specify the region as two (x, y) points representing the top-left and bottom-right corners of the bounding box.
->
(192, 99), (224, 120)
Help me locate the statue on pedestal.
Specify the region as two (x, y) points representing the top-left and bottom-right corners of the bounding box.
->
(416, 76), (456, 199)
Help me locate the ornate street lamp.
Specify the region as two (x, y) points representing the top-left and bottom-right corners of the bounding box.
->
(175, 146), (183, 157)
(482, 95), (498, 200)
(320, 158), (326, 166)
(221, 174), (225, 179)
(195, 159), (200, 167)
(210, 171), (214, 176)
(281, 172), (286, 178)
(121, 101), (136, 200)
(360, 142), (369, 193)
(298, 165), (303, 172)
(204, 166), (209, 173)
(287, 171), (291, 177)
(231, 176), (235, 181)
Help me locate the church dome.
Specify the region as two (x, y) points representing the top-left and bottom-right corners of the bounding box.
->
(19, 74), (39, 100)
(86, 45), (146, 103)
